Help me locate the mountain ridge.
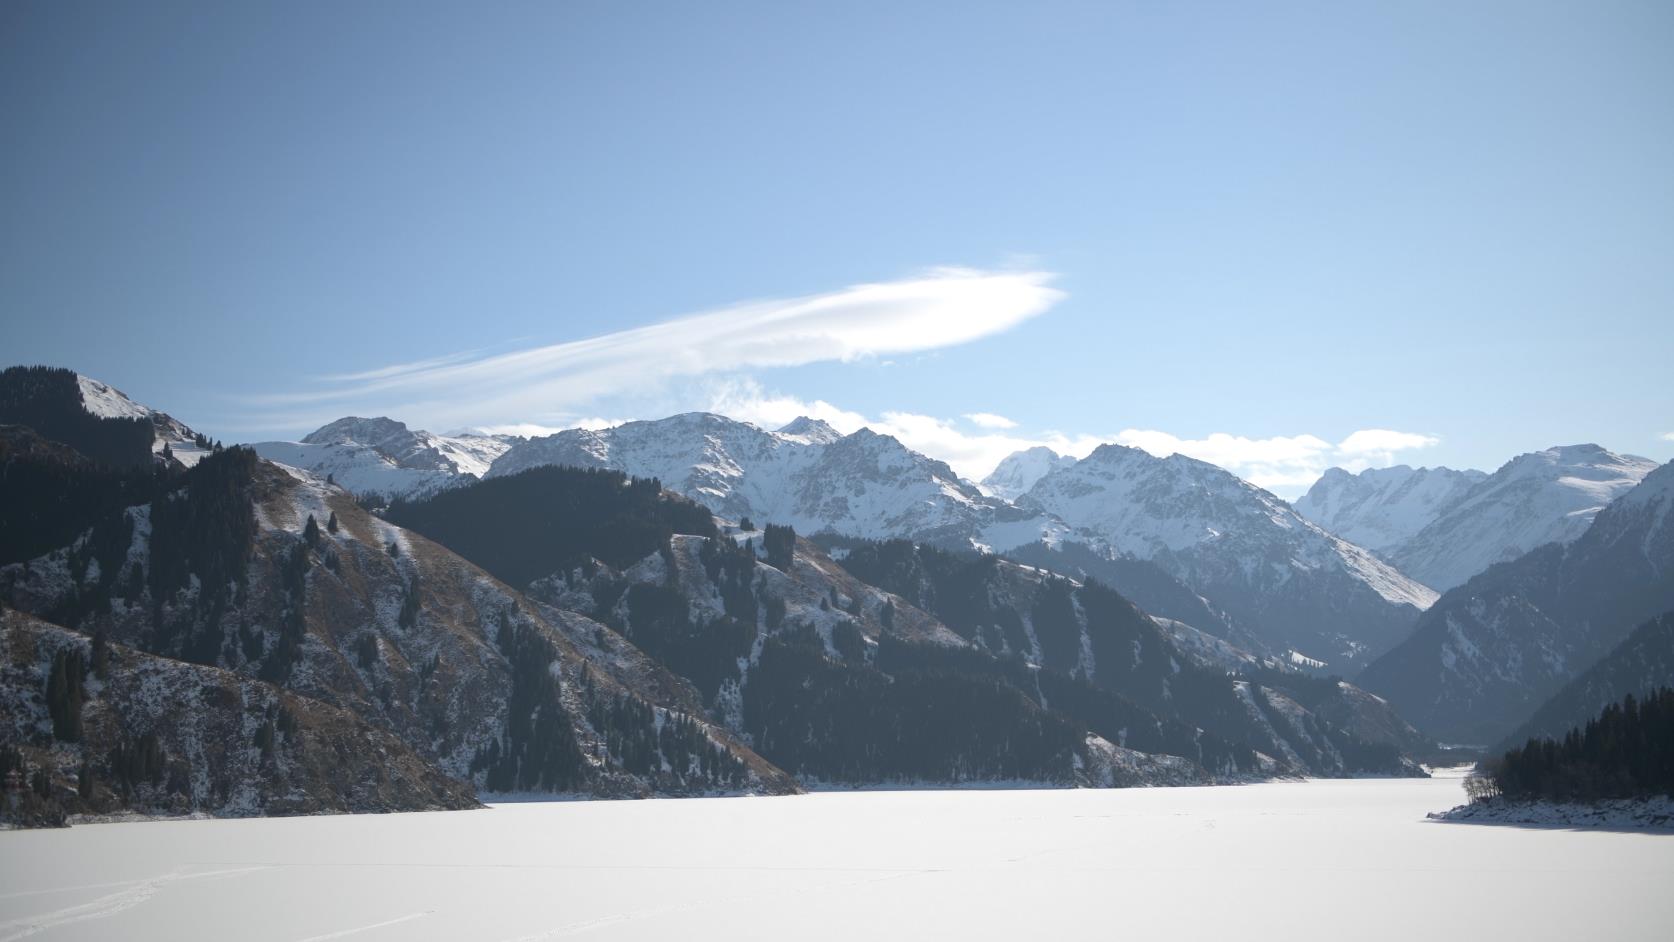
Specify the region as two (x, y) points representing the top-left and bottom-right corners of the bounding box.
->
(1294, 464), (1487, 555)
(1017, 442), (1437, 668)
(1357, 460), (1674, 744)
(1388, 444), (1657, 591)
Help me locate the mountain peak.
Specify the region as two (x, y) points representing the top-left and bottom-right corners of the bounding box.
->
(1509, 443), (1647, 474)
(1293, 464), (1486, 555)
(260, 414), (513, 493)
(1021, 439), (1437, 665)
(1390, 444), (1658, 591)
(981, 446), (1075, 501)
(301, 416), (413, 447)
(775, 416), (842, 444)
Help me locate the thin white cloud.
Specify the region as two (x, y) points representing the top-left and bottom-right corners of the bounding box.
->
(467, 419), (624, 439)
(708, 379), (1103, 481)
(1336, 429), (1441, 461)
(1663, 432), (1674, 442)
(707, 380), (1441, 496)
(244, 267), (1061, 433)
(964, 412), (1018, 430)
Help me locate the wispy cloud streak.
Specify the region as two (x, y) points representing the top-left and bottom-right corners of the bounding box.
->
(244, 268), (1061, 430)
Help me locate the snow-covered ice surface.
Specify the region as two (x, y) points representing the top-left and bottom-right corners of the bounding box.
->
(3, 776), (1672, 941)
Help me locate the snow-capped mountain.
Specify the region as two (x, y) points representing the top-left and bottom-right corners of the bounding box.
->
(1017, 444), (1439, 668)
(252, 416), (518, 501)
(1388, 444), (1658, 591)
(980, 446), (1077, 501)
(1294, 464), (1487, 555)
(301, 416), (512, 477)
(487, 413), (1065, 551)
(1358, 460), (1674, 744)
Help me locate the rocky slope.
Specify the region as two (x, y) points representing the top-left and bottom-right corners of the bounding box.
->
(1018, 444), (1438, 669)
(1358, 461), (1674, 744)
(1294, 464), (1486, 555)
(1389, 445), (1657, 591)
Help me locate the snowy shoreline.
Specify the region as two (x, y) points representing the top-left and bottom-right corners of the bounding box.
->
(1429, 795), (1674, 831)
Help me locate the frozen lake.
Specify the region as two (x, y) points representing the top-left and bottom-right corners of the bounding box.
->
(2, 772), (1671, 941)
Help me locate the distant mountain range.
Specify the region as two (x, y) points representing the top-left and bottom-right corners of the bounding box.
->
(1014, 443), (1436, 669)
(485, 413), (1068, 552)
(0, 366), (1444, 827)
(9, 364), (1669, 826)
(265, 413), (1440, 671)
(1297, 445), (1656, 591)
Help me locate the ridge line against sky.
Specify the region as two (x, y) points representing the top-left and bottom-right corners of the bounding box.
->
(228, 266), (1452, 496)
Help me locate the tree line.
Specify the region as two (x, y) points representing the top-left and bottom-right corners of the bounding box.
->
(1480, 687), (1674, 802)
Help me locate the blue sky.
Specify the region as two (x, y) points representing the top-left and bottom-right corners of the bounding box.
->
(3, 1), (1670, 495)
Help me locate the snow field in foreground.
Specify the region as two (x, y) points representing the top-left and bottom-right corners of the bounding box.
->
(1, 775), (1671, 941)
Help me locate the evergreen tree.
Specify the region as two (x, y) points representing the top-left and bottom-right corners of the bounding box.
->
(45, 648), (85, 741)
(397, 580), (421, 630)
(1486, 686), (1674, 802)
(326, 510), (339, 534)
(90, 628), (110, 679)
(254, 720), (276, 759)
(762, 524), (796, 571)
(303, 514), (322, 549)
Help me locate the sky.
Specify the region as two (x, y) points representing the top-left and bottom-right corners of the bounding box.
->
(3, 1), (1671, 497)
